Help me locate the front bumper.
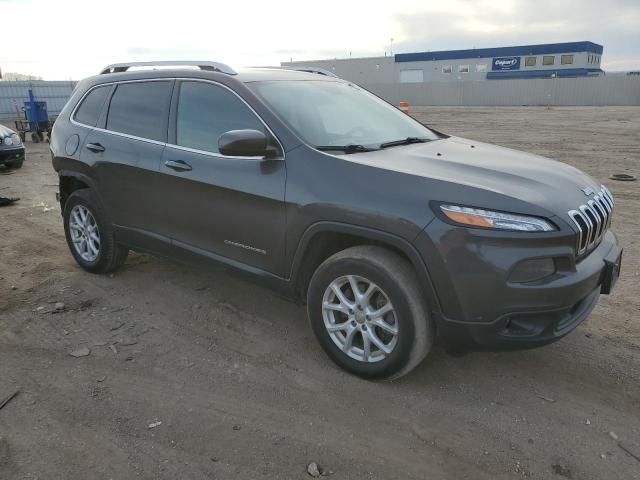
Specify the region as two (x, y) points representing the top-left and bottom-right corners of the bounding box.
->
(0, 146), (25, 165)
(416, 218), (620, 351)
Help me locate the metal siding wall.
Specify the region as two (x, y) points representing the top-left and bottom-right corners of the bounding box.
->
(361, 76), (640, 106)
(0, 81), (77, 119)
(2, 77), (636, 119)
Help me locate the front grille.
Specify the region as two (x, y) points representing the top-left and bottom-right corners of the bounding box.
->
(568, 185), (614, 256)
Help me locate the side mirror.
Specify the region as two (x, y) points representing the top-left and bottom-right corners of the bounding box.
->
(218, 129), (269, 157)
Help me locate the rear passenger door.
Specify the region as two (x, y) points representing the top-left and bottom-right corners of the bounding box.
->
(161, 80), (287, 276)
(81, 80), (174, 251)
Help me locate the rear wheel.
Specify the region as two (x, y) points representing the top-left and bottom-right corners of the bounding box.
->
(307, 245), (433, 380)
(63, 190), (128, 273)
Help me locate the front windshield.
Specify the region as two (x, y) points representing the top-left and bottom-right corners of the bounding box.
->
(248, 80), (439, 149)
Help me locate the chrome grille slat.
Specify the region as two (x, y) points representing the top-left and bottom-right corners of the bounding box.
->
(579, 205), (595, 244)
(590, 198), (607, 238)
(568, 185), (614, 256)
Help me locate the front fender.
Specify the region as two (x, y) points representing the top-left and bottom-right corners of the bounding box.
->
(288, 221), (442, 315)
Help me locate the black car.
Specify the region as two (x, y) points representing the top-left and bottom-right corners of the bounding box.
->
(0, 124), (25, 169)
(50, 61), (622, 380)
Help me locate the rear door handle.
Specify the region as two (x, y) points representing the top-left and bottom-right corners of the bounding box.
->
(164, 160), (192, 172)
(85, 142), (105, 153)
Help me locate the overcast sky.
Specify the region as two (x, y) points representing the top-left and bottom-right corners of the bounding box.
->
(2, 0), (639, 80)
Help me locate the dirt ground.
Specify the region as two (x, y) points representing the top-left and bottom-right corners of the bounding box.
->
(1, 107), (639, 480)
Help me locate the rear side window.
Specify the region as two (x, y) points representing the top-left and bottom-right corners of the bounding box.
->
(176, 81), (264, 154)
(106, 81), (172, 141)
(74, 85), (110, 127)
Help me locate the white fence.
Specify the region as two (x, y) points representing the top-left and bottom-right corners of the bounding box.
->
(0, 81), (77, 119)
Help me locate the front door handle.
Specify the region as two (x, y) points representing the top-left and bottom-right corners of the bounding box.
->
(85, 142), (105, 153)
(165, 159), (192, 172)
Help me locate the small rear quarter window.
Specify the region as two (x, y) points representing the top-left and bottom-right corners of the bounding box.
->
(74, 85), (111, 127)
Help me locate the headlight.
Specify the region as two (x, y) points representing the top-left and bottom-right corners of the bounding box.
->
(11, 133), (21, 145)
(3, 136), (12, 146)
(440, 204), (556, 232)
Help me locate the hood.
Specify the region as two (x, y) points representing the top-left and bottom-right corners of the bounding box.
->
(343, 136), (601, 219)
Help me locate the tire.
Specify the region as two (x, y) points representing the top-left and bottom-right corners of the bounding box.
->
(63, 189), (129, 273)
(31, 132), (40, 143)
(307, 245), (433, 380)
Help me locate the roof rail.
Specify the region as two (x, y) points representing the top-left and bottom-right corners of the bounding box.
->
(99, 61), (237, 75)
(284, 66), (338, 78)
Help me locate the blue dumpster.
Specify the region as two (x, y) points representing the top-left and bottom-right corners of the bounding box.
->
(14, 89), (51, 143)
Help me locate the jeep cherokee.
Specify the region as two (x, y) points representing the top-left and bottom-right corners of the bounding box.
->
(50, 61), (622, 380)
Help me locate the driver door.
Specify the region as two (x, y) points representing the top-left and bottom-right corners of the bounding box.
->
(160, 80), (287, 276)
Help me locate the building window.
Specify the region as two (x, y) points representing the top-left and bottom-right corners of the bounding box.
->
(543, 56), (555, 66)
(458, 64), (469, 73)
(561, 55), (574, 65)
(399, 69), (424, 83)
(442, 65), (452, 74)
(525, 56), (537, 67)
(475, 64), (487, 72)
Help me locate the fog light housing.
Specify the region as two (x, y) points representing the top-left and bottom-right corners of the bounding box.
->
(509, 258), (556, 283)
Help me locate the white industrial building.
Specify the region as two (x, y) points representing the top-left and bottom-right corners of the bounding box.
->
(282, 41), (605, 84)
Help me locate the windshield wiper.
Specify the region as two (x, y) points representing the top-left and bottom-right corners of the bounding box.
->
(379, 137), (430, 149)
(315, 144), (378, 154)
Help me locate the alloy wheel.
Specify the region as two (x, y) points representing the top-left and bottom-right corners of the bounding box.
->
(69, 205), (101, 262)
(321, 275), (399, 363)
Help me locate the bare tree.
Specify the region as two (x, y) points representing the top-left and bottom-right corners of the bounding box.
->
(1, 72), (43, 81)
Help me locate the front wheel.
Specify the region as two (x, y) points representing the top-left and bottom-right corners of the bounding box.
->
(307, 245), (433, 380)
(63, 190), (128, 273)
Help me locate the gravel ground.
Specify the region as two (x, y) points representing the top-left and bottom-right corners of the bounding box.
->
(0, 107), (639, 480)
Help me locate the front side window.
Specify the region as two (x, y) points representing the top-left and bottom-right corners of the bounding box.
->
(249, 80), (438, 148)
(442, 65), (452, 74)
(74, 85), (110, 127)
(106, 81), (171, 141)
(458, 65), (469, 73)
(543, 56), (555, 66)
(525, 56), (537, 67)
(561, 55), (574, 65)
(176, 81), (264, 154)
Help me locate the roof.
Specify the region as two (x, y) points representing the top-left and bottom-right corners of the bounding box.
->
(395, 41), (604, 63)
(234, 67), (342, 82)
(90, 65), (341, 85)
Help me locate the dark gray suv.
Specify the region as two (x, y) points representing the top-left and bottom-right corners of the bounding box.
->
(51, 61), (622, 380)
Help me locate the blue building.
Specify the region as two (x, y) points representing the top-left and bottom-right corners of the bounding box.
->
(282, 41), (605, 83)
